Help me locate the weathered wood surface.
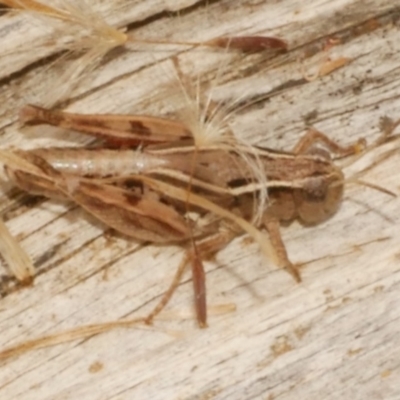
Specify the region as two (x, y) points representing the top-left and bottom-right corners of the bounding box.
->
(0, 1), (400, 399)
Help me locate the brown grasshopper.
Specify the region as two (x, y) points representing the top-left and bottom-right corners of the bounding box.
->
(0, 103), (373, 328)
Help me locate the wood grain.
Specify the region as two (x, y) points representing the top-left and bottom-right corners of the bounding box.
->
(0, 1), (400, 399)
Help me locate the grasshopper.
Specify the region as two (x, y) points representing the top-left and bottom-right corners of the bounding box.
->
(0, 103), (371, 328)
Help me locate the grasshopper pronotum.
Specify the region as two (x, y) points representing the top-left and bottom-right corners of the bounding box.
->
(1, 102), (371, 328)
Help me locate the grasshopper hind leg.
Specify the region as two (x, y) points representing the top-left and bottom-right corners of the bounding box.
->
(144, 231), (234, 328)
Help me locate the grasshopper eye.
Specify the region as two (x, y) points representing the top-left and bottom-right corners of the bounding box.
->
(295, 169), (344, 225)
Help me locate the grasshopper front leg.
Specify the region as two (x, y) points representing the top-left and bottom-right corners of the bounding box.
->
(293, 127), (366, 157)
(263, 218), (301, 282)
(263, 128), (364, 281)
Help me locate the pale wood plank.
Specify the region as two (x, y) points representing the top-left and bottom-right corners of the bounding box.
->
(0, 1), (399, 399)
